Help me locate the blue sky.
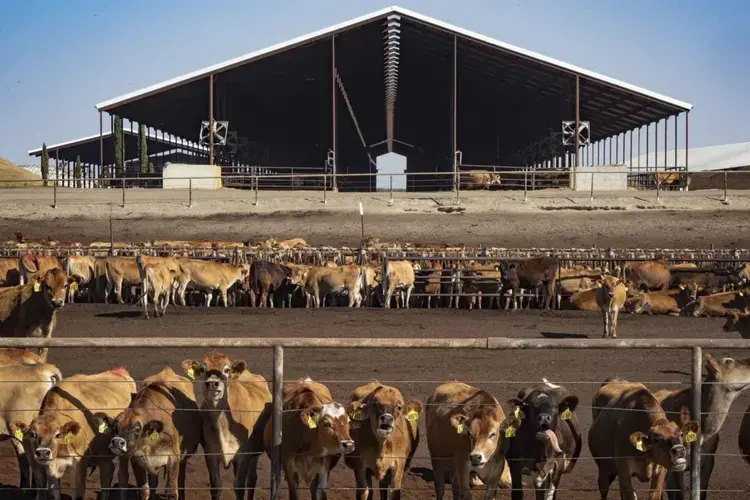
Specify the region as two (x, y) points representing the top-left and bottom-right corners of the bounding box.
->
(1, 0), (748, 167)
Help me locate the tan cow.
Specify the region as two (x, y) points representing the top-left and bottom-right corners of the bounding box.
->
(0, 268), (72, 361)
(1, 362), (61, 490)
(723, 310), (750, 338)
(345, 381), (422, 500)
(426, 382), (515, 500)
(277, 238), (308, 249)
(568, 287), (599, 311)
(107, 366), (200, 500)
(176, 259), (250, 307)
(62, 255), (97, 303)
(18, 367), (136, 500)
(0, 347), (44, 365)
(304, 264), (364, 308)
(136, 256), (177, 319)
(0, 257), (22, 286)
(556, 266), (603, 309)
(691, 289), (749, 317)
(263, 377), (354, 500)
(595, 276), (628, 338)
(670, 263), (698, 271)
(18, 254), (63, 285)
(182, 352), (271, 500)
(415, 261), (443, 308)
(589, 378), (700, 500)
(622, 260), (671, 292)
(462, 262), (503, 310)
(103, 257), (141, 304)
(625, 283), (699, 316)
(382, 260), (415, 309)
(459, 171), (502, 190)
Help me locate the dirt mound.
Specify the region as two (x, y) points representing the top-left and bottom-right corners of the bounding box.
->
(0, 156), (42, 187)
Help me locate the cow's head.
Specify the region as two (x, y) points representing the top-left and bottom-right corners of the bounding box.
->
(677, 282), (701, 302)
(301, 402), (355, 455)
(625, 295), (648, 314)
(705, 353), (750, 391)
(182, 353), (246, 404)
(350, 385), (422, 440)
(16, 413), (84, 466)
(450, 401), (514, 468)
(488, 174), (502, 185)
(107, 408), (166, 457)
(630, 410), (699, 472)
(597, 276), (624, 300)
(286, 265), (308, 286)
(35, 268), (72, 309)
(509, 388), (578, 456)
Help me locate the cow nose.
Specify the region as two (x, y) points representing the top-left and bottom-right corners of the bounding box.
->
(379, 414), (394, 426)
(538, 414), (552, 430)
(671, 444), (686, 458)
(51, 299), (64, 308)
(469, 452), (483, 466)
(340, 440), (355, 454)
(205, 380), (220, 392)
(34, 448), (51, 460)
(110, 437), (126, 453)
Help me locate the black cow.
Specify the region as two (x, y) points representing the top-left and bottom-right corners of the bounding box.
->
(671, 267), (742, 294)
(506, 378), (582, 500)
(499, 257), (558, 310)
(249, 260), (296, 307)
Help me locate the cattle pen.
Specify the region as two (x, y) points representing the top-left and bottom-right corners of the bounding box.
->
(3, 334), (750, 499)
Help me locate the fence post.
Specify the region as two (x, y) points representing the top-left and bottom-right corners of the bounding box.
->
(323, 173), (327, 204)
(389, 174), (394, 206)
(523, 169), (528, 202)
(590, 171), (594, 204)
(656, 174), (661, 203)
(270, 345), (284, 500)
(121, 178), (126, 208)
(254, 172), (259, 206)
(723, 171), (728, 203)
(53, 179), (57, 209)
(691, 346), (702, 500)
(455, 172), (460, 205)
(188, 178), (193, 208)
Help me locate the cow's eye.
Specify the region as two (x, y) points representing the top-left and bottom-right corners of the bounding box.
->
(323, 420), (333, 428)
(54, 431), (61, 439)
(489, 432), (497, 439)
(222, 367), (230, 374)
(29, 431), (36, 439)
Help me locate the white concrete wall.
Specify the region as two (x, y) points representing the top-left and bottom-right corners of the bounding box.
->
(571, 164), (629, 191)
(162, 163), (222, 190)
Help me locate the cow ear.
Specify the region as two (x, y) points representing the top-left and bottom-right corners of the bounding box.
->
(450, 413), (469, 434)
(404, 400), (423, 421)
(181, 360), (202, 380)
(629, 431), (650, 452)
(705, 354), (720, 375)
(507, 397), (525, 408)
(500, 415), (521, 440)
(681, 420), (700, 441)
(93, 412), (115, 434)
(300, 408), (321, 429)
(12, 422), (27, 441)
(559, 395), (579, 414)
(229, 360), (247, 379)
(61, 421), (82, 436)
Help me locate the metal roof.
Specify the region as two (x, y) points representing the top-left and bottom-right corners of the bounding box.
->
(95, 5), (692, 112)
(28, 129), (207, 156)
(630, 142), (750, 172)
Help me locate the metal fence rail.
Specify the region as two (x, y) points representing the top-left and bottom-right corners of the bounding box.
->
(6, 337), (750, 499)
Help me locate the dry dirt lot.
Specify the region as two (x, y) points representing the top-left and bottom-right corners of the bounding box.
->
(0, 306), (748, 499)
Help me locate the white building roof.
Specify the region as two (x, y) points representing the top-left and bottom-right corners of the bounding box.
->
(629, 142), (750, 172)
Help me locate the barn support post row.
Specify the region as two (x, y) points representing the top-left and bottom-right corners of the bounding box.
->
(209, 74), (215, 166)
(331, 34), (337, 191)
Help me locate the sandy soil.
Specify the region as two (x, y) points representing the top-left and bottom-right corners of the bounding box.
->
(0, 305), (748, 499)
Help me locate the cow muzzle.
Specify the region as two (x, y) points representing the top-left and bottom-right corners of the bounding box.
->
(109, 437), (127, 456)
(377, 413), (395, 437)
(469, 451), (486, 467)
(34, 447), (52, 463)
(51, 298), (65, 309)
(536, 429), (563, 455)
(205, 379), (222, 393)
(340, 440), (355, 454)
(670, 445), (687, 471)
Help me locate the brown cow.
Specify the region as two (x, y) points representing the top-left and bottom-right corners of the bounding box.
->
(136, 255), (181, 306)
(382, 260), (416, 309)
(0, 268), (72, 361)
(17, 367), (136, 500)
(0, 347), (44, 365)
(415, 261), (443, 308)
(1, 362), (61, 491)
(459, 171), (501, 190)
(263, 377), (354, 500)
(595, 276), (628, 338)
(426, 382), (515, 500)
(655, 355), (750, 500)
(462, 262), (503, 310)
(691, 289), (750, 317)
(19, 254), (63, 285)
(499, 257), (559, 310)
(176, 259), (249, 307)
(0, 257), (22, 286)
(304, 264), (364, 308)
(625, 283), (699, 316)
(568, 287), (599, 311)
(182, 352), (271, 500)
(622, 259), (671, 292)
(723, 310), (750, 338)
(62, 255), (97, 303)
(136, 256), (177, 319)
(344, 381), (422, 500)
(556, 266), (602, 309)
(103, 257), (141, 304)
(107, 366), (201, 500)
(589, 378), (699, 500)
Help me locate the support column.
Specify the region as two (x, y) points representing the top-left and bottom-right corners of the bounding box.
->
(574, 75), (580, 167)
(685, 111), (689, 171)
(664, 117), (668, 170)
(655, 119), (659, 171)
(99, 111), (104, 181)
(452, 34), (458, 191)
(646, 124), (650, 171)
(331, 35), (337, 191)
(209, 74), (215, 165)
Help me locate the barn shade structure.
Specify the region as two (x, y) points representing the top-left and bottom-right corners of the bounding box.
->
(91, 6), (691, 190)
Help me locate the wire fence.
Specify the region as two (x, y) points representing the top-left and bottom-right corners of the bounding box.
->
(3, 337), (750, 499)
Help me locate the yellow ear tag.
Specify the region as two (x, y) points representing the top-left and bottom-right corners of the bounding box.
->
(560, 408), (572, 420)
(186, 368), (195, 380)
(70, 282), (78, 292)
(64, 432), (74, 445)
(307, 415), (317, 429)
(406, 410), (420, 421)
(456, 423), (467, 434)
(679, 284), (685, 290)
(505, 426), (516, 438)
(514, 406), (525, 420)
(33, 282), (41, 292)
(685, 431), (697, 444)
(635, 439), (645, 452)
(350, 420), (361, 429)
(149, 431), (159, 442)
(98, 422), (109, 434)
(14, 429), (23, 441)
(597, 282), (603, 288)
(351, 410), (364, 421)
(351, 401), (361, 410)
(740, 291), (745, 296)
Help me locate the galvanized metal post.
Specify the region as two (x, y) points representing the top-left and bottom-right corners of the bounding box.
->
(121, 178), (125, 207)
(664, 117), (668, 171)
(208, 74), (215, 166)
(656, 172), (661, 203)
(53, 179), (57, 208)
(574, 75), (580, 167)
(615, 134), (619, 164)
(389, 174), (394, 206)
(99, 111), (104, 179)
(270, 345), (284, 500)
(630, 129), (633, 168)
(523, 168), (528, 202)
(331, 35), (337, 191)
(452, 35), (458, 194)
(638, 127), (641, 171)
(254, 169), (259, 206)
(674, 115), (678, 170)
(723, 171), (728, 203)
(323, 173), (327, 204)
(646, 124), (650, 171)
(655, 119), (659, 171)
(188, 178), (192, 208)
(590, 171), (594, 203)
(691, 346), (702, 500)
(685, 111), (690, 172)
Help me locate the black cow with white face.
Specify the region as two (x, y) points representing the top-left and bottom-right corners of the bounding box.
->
(506, 378), (582, 500)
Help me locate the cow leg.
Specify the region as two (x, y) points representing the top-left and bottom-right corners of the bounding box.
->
(244, 453), (261, 500)
(378, 470), (394, 500)
(614, 459), (636, 499)
(454, 460), (472, 500)
(98, 459), (115, 500)
(269, 292), (275, 308)
(178, 457), (189, 500)
(612, 308), (620, 339)
(385, 287), (393, 309)
(74, 458), (89, 500)
(222, 290), (229, 308)
(233, 454), (251, 500)
(118, 456), (130, 500)
(205, 292), (213, 307)
(353, 462), (369, 500)
(596, 469), (616, 500)
(648, 466), (667, 500)
(113, 279), (125, 304)
(205, 453), (222, 500)
(48, 476), (62, 500)
(431, 458), (446, 500)
(601, 310), (609, 338)
(510, 459), (524, 500)
(310, 469), (329, 500)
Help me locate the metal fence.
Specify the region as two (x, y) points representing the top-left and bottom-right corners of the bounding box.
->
(4, 336), (750, 499)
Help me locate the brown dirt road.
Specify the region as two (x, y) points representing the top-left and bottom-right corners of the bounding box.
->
(1, 305), (748, 499)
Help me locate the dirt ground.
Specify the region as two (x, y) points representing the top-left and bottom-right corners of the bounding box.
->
(1, 210), (750, 249)
(1, 305), (749, 499)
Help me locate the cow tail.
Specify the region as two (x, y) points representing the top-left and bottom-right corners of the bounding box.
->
(622, 264), (630, 283)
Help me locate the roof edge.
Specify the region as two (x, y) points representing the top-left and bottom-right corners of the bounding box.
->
(28, 128), (208, 156)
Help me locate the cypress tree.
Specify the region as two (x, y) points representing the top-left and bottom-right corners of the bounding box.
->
(114, 116), (124, 177)
(138, 124), (149, 175)
(41, 143), (49, 187)
(74, 155), (82, 187)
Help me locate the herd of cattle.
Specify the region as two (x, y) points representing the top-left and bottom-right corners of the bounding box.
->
(2, 347), (750, 500)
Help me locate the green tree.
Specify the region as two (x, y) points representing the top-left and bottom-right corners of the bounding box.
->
(74, 155), (82, 188)
(41, 143), (49, 187)
(138, 124), (149, 175)
(113, 116), (124, 177)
